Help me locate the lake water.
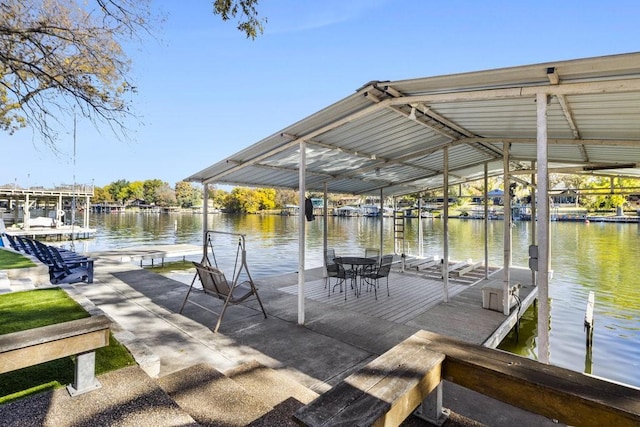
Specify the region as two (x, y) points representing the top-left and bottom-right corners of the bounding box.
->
(71, 212), (640, 388)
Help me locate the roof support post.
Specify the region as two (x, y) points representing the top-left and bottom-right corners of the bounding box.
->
(298, 140), (306, 325)
(530, 161), (537, 289)
(379, 188), (384, 256)
(84, 195), (90, 229)
(203, 183), (209, 261)
(537, 92), (551, 364)
(484, 162), (489, 279)
(503, 143), (512, 315)
(24, 194), (31, 230)
(418, 193), (424, 258)
(443, 147), (450, 303)
(323, 182), (328, 282)
(57, 194), (63, 227)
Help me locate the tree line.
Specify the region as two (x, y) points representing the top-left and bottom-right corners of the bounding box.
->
(91, 180), (305, 212)
(91, 174), (640, 214)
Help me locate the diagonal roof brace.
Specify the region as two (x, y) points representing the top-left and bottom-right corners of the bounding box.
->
(547, 67), (588, 162)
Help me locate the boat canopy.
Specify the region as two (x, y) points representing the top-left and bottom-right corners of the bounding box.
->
(186, 52), (640, 196)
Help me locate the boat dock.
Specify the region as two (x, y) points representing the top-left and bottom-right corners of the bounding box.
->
(4, 226), (97, 240)
(279, 263), (536, 347)
(0, 255), (561, 426)
(1, 185), (97, 240)
(33, 258), (551, 425)
(87, 244), (203, 266)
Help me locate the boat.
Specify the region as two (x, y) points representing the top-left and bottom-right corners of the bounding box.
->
(280, 205), (299, 216)
(362, 205), (381, 217)
(335, 206), (361, 217)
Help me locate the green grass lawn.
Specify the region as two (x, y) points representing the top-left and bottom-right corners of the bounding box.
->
(0, 288), (136, 404)
(0, 248), (36, 269)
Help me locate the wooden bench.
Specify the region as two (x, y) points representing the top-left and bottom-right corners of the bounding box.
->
(0, 315), (111, 396)
(293, 333), (445, 426)
(295, 330), (640, 427)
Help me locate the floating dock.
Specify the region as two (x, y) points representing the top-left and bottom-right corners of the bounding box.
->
(88, 244), (203, 267)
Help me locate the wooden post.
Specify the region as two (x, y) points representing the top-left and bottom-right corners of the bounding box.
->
(585, 291), (595, 347)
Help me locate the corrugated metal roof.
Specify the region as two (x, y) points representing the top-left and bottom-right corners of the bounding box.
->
(186, 52), (640, 196)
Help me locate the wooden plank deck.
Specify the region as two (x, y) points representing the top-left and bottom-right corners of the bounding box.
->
(279, 263), (536, 346)
(279, 260), (500, 325)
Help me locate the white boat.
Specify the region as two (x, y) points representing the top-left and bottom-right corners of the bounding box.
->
(335, 206), (361, 217)
(362, 205), (381, 217)
(280, 205), (299, 216)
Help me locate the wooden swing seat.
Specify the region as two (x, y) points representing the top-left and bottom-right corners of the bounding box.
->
(187, 261), (267, 332)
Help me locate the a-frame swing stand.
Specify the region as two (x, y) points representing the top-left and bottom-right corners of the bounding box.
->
(179, 230), (267, 332)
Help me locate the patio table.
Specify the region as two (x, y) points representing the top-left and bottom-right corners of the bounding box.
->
(334, 256), (377, 298)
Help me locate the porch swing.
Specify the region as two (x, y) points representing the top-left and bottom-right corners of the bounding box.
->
(179, 230), (267, 333)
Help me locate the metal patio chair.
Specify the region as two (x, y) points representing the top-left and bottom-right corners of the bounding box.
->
(362, 254), (394, 299)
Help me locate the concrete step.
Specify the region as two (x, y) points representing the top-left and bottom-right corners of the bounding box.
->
(224, 359), (319, 407)
(158, 361), (319, 426)
(158, 363), (273, 426)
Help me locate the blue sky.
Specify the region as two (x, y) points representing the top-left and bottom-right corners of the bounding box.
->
(4, 0), (639, 189)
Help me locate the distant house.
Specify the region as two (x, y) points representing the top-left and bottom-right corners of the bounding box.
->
(550, 184), (578, 206)
(487, 189), (504, 205)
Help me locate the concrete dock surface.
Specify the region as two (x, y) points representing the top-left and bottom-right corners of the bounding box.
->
(0, 256), (561, 426)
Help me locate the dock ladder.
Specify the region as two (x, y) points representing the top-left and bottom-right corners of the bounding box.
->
(393, 210), (406, 270)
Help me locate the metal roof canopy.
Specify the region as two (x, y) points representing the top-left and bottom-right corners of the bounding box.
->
(187, 53), (640, 360)
(187, 52), (640, 195)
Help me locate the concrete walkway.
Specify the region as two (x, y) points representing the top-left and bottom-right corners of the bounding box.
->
(1, 257), (562, 426)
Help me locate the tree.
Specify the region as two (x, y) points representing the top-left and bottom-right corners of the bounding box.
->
(175, 181), (201, 208)
(274, 189), (297, 208)
(0, 0), (155, 146)
(92, 186), (113, 204)
(225, 187), (260, 213)
(1, 0), (264, 147)
(107, 179), (130, 204)
(213, 0), (265, 39)
(143, 179), (164, 205)
(128, 180), (144, 201)
(255, 188), (276, 210)
(208, 187), (229, 209)
(155, 183), (176, 206)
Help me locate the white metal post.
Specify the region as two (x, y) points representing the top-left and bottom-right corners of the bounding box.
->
(443, 147), (449, 302)
(484, 162), (489, 279)
(531, 161), (537, 287)
(298, 141), (306, 325)
(418, 192), (423, 258)
(379, 188), (384, 255)
(203, 183), (209, 261)
(323, 182), (328, 281)
(537, 92), (551, 364)
(503, 143), (512, 315)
